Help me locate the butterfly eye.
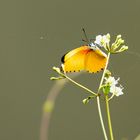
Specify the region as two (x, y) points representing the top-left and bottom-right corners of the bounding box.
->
(90, 42), (95, 47)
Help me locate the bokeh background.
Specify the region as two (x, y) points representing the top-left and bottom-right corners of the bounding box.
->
(0, 0), (140, 140)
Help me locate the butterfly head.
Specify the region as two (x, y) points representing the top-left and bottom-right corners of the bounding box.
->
(89, 42), (107, 58)
(89, 42), (100, 50)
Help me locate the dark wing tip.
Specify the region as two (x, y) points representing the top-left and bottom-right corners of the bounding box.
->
(61, 53), (66, 63)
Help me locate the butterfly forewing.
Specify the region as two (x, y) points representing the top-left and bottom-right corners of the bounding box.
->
(62, 46), (90, 72)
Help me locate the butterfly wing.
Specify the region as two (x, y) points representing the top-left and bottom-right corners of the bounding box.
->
(84, 49), (107, 73)
(61, 46), (91, 72)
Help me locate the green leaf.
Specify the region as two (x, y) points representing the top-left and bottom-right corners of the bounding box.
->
(103, 86), (110, 95)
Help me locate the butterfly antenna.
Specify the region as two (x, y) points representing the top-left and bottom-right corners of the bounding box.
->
(82, 28), (90, 45)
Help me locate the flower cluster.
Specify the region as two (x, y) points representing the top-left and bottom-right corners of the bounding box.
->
(94, 34), (110, 51)
(101, 71), (124, 97)
(94, 34), (128, 53)
(104, 76), (124, 96)
(51, 34), (128, 102)
(49, 33), (128, 140)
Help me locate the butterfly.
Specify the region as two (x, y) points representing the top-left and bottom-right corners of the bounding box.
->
(61, 44), (107, 73)
(61, 29), (107, 73)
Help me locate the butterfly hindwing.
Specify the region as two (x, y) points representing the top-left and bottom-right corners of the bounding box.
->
(85, 49), (107, 73)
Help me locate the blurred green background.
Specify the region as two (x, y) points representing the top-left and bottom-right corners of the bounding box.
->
(0, 0), (140, 140)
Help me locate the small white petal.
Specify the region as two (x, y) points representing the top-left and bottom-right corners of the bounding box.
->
(94, 34), (110, 48)
(94, 35), (102, 45)
(110, 86), (124, 96)
(104, 75), (124, 97)
(105, 76), (119, 86)
(103, 35), (110, 44)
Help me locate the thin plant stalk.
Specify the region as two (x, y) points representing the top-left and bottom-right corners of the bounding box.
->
(105, 95), (114, 140)
(53, 67), (97, 96)
(40, 73), (81, 140)
(64, 74), (97, 96)
(40, 79), (68, 140)
(98, 52), (110, 93)
(96, 96), (108, 140)
(96, 52), (110, 140)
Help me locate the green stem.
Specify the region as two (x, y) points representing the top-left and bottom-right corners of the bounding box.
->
(98, 52), (110, 93)
(54, 67), (97, 96)
(64, 74), (97, 96)
(97, 96), (108, 140)
(105, 95), (114, 140)
(96, 52), (110, 140)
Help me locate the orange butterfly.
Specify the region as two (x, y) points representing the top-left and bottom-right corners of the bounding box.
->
(61, 29), (107, 73)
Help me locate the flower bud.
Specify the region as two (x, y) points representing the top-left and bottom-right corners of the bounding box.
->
(117, 45), (128, 53)
(106, 33), (110, 39)
(116, 35), (122, 39)
(82, 98), (89, 104)
(117, 39), (124, 44)
(50, 76), (65, 80)
(105, 70), (112, 78)
(53, 66), (61, 73)
(114, 35), (122, 45)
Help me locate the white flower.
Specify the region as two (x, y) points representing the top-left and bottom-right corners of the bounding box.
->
(94, 34), (110, 47)
(104, 76), (124, 97)
(94, 35), (103, 45)
(104, 76), (119, 86)
(110, 85), (124, 96)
